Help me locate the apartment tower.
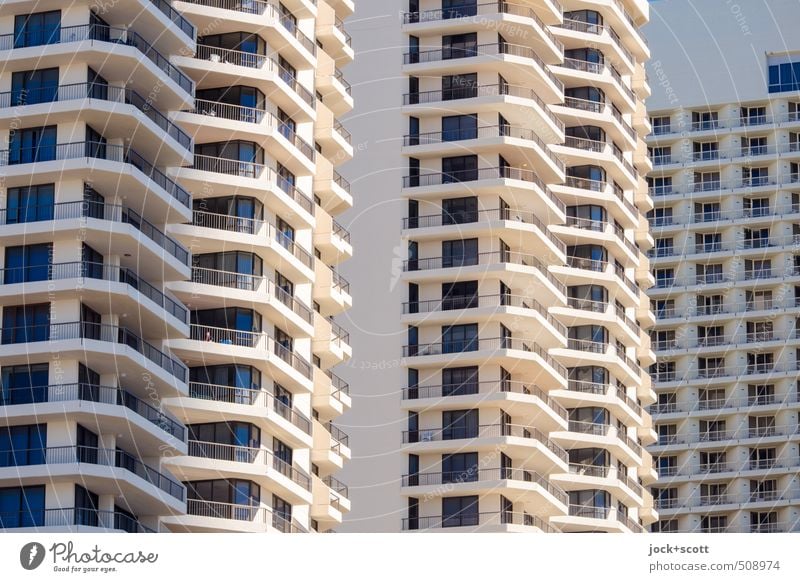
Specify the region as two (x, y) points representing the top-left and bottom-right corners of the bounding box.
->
(396, 0), (657, 532)
(0, 0), (354, 533)
(645, 0), (800, 534)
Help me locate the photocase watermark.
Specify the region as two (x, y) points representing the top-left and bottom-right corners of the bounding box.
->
(18, 540), (159, 574)
(20, 542), (46, 570)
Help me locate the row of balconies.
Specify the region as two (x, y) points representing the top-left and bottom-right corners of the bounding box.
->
(647, 111), (800, 139)
(649, 204), (800, 229)
(655, 489), (800, 511)
(649, 173), (800, 197)
(652, 329), (800, 352)
(650, 393), (800, 416)
(650, 266), (800, 291)
(652, 142), (800, 167)
(649, 234), (800, 259)
(656, 458), (800, 479)
(654, 424), (800, 447)
(652, 361), (800, 384)
(655, 299), (800, 322)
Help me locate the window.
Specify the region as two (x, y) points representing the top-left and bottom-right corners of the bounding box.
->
(692, 141), (718, 161)
(650, 116), (671, 135)
(656, 455), (677, 477)
(441, 114), (477, 142)
(9, 126), (57, 164)
(3, 243), (51, 284)
(696, 263), (723, 285)
(691, 111), (719, 130)
(186, 479), (260, 520)
(1, 363), (48, 405)
(441, 409), (478, 440)
(441, 238), (478, 268)
(442, 73), (478, 100)
(652, 519), (678, 533)
(272, 494), (292, 531)
(0, 424), (46, 466)
(749, 447), (776, 470)
(5, 184), (55, 225)
(10, 68), (58, 106)
(441, 155), (478, 183)
(441, 281), (478, 311)
(441, 495), (478, 527)
(740, 106), (766, 125)
(742, 166), (769, 187)
(442, 324), (478, 353)
(441, 366), (478, 396)
(188, 422), (260, 449)
(768, 61), (800, 93)
(74, 485), (99, 527)
(0, 485), (45, 527)
(442, 452), (478, 483)
(442, 33), (477, 60)
(441, 196), (478, 224)
(1, 304), (50, 344)
(443, 0), (477, 18)
(701, 515), (727, 533)
(14, 11), (61, 48)
(195, 141), (262, 177)
(656, 424), (676, 445)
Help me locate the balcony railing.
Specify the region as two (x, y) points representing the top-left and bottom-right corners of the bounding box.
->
(330, 267), (351, 294)
(0, 507), (155, 532)
(402, 511), (559, 532)
(568, 505), (610, 520)
(0, 24), (192, 94)
(560, 18), (633, 64)
(1, 321), (186, 382)
(402, 2), (562, 51)
(403, 43), (563, 92)
(648, 111), (800, 137)
(187, 440), (311, 490)
(401, 380), (566, 419)
(402, 424), (568, 463)
(0, 82), (191, 150)
(403, 250), (565, 295)
(561, 97), (637, 139)
(0, 383), (185, 441)
(188, 382), (312, 434)
(401, 467), (568, 504)
(0, 261), (187, 323)
(402, 83), (564, 132)
(189, 325), (312, 379)
(150, 0), (195, 39)
(194, 44), (315, 107)
(403, 164), (546, 190)
(0, 445), (184, 500)
(190, 154), (314, 216)
(0, 141), (191, 208)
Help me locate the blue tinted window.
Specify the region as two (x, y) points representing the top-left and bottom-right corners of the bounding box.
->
(768, 62), (800, 93)
(0, 485), (45, 527)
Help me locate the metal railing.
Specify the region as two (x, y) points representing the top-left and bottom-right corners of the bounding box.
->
(0, 446), (184, 500)
(0, 383), (184, 441)
(325, 422), (350, 448)
(186, 499), (266, 524)
(188, 382), (312, 434)
(560, 18), (633, 64)
(648, 111), (800, 137)
(0, 261), (186, 323)
(402, 511), (559, 532)
(0, 507), (154, 532)
(322, 474), (349, 498)
(561, 96), (637, 139)
(1, 321), (186, 382)
(0, 142), (191, 208)
(150, 0), (195, 38)
(0, 82), (190, 149)
(194, 44), (315, 107)
(329, 266), (351, 294)
(0, 24), (192, 93)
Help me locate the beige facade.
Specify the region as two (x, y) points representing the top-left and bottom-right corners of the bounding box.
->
(396, 0), (657, 532)
(0, 0), (353, 533)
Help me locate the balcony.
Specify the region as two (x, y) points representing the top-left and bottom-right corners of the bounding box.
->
(557, 58), (635, 108)
(0, 383), (185, 442)
(402, 511), (559, 532)
(0, 261), (187, 326)
(187, 382), (312, 436)
(0, 24), (193, 97)
(0, 82), (191, 155)
(176, 499), (306, 533)
(0, 507), (155, 532)
(647, 111), (800, 138)
(558, 18), (634, 71)
(0, 142), (191, 212)
(0, 321), (186, 383)
(0, 445), (184, 501)
(557, 96), (637, 144)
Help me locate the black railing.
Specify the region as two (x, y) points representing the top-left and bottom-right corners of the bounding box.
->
(0, 507), (155, 532)
(0, 383), (184, 441)
(150, 0), (196, 38)
(325, 422), (350, 447)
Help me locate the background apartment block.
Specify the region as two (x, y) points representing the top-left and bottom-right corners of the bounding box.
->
(0, 0), (354, 533)
(340, 0), (657, 532)
(645, 0), (800, 534)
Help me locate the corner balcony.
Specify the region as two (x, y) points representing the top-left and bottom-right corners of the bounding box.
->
(178, 99), (315, 174)
(646, 111), (800, 142)
(551, 256), (639, 308)
(0, 201), (190, 281)
(403, 43), (563, 102)
(650, 393), (800, 418)
(555, 17), (635, 74)
(168, 325), (313, 391)
(402, 207), (566, 256)
(176, 45), (315, 120)
(176, 0), (317, 66)
(0, 507), (156, 533)
(0, 383), (186, 451)
(553, 339), (642, 386)
(163, 499), (305, 533)
(551, 215), (640, 268)
(402, 424), (569, 473)
(316, 115), (354, 162)
(551, 379), (644, 428)
(311, 474), (351, 528)
(170, 265), (313, 337)
(401, 467), (568, 516)
(165, 441), (312, 505)
(552, 135), (638, 189)
(314, 210), (353, 264)
(0, 446), (185, 512)
(0, 82), (191, 163)
(550, 175), (639, 230)
(649, 174), (800, 199)
(312, 419), (351, 471)
(403, 125), (564, 182)
(0, 321), (186, 390)
(551, 463), (644, 508)
(0, 261), (187, 336)
(318, 13), (354, 62)
(171, 155), (315, 227)
(316, 63), (353, 117)
(551, 504), (637, 533)
(552, 96), (636, 148)
(314, 314), (353, 368)
(314, 263), (352, 315)
(552, 420), (643, 466)
(0, 24), (193, 109)
(312, 367), (352, 418)
(402, 511), (560, 533)
(402, 337), (566, 387)
(166, 382), (313, 450)
(551, 296), (642, 346)
(555, 58), (637, 112)
(401, 2), (563, 62)
(402, 380), (568, 432)
(402, 84), (564, 141)
(401, 294), (566, 349)
(0, 142), (191, 223)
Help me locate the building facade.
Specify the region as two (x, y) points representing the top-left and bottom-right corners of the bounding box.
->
(645, 0), (800, 534)
(396, 0), (657, 532)
(0, 0), (353, 533)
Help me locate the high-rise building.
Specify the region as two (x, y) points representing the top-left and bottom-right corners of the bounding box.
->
(340, 0), (657, 532)
(0, 0), (353, 533)
(644, 0), (800, 534)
